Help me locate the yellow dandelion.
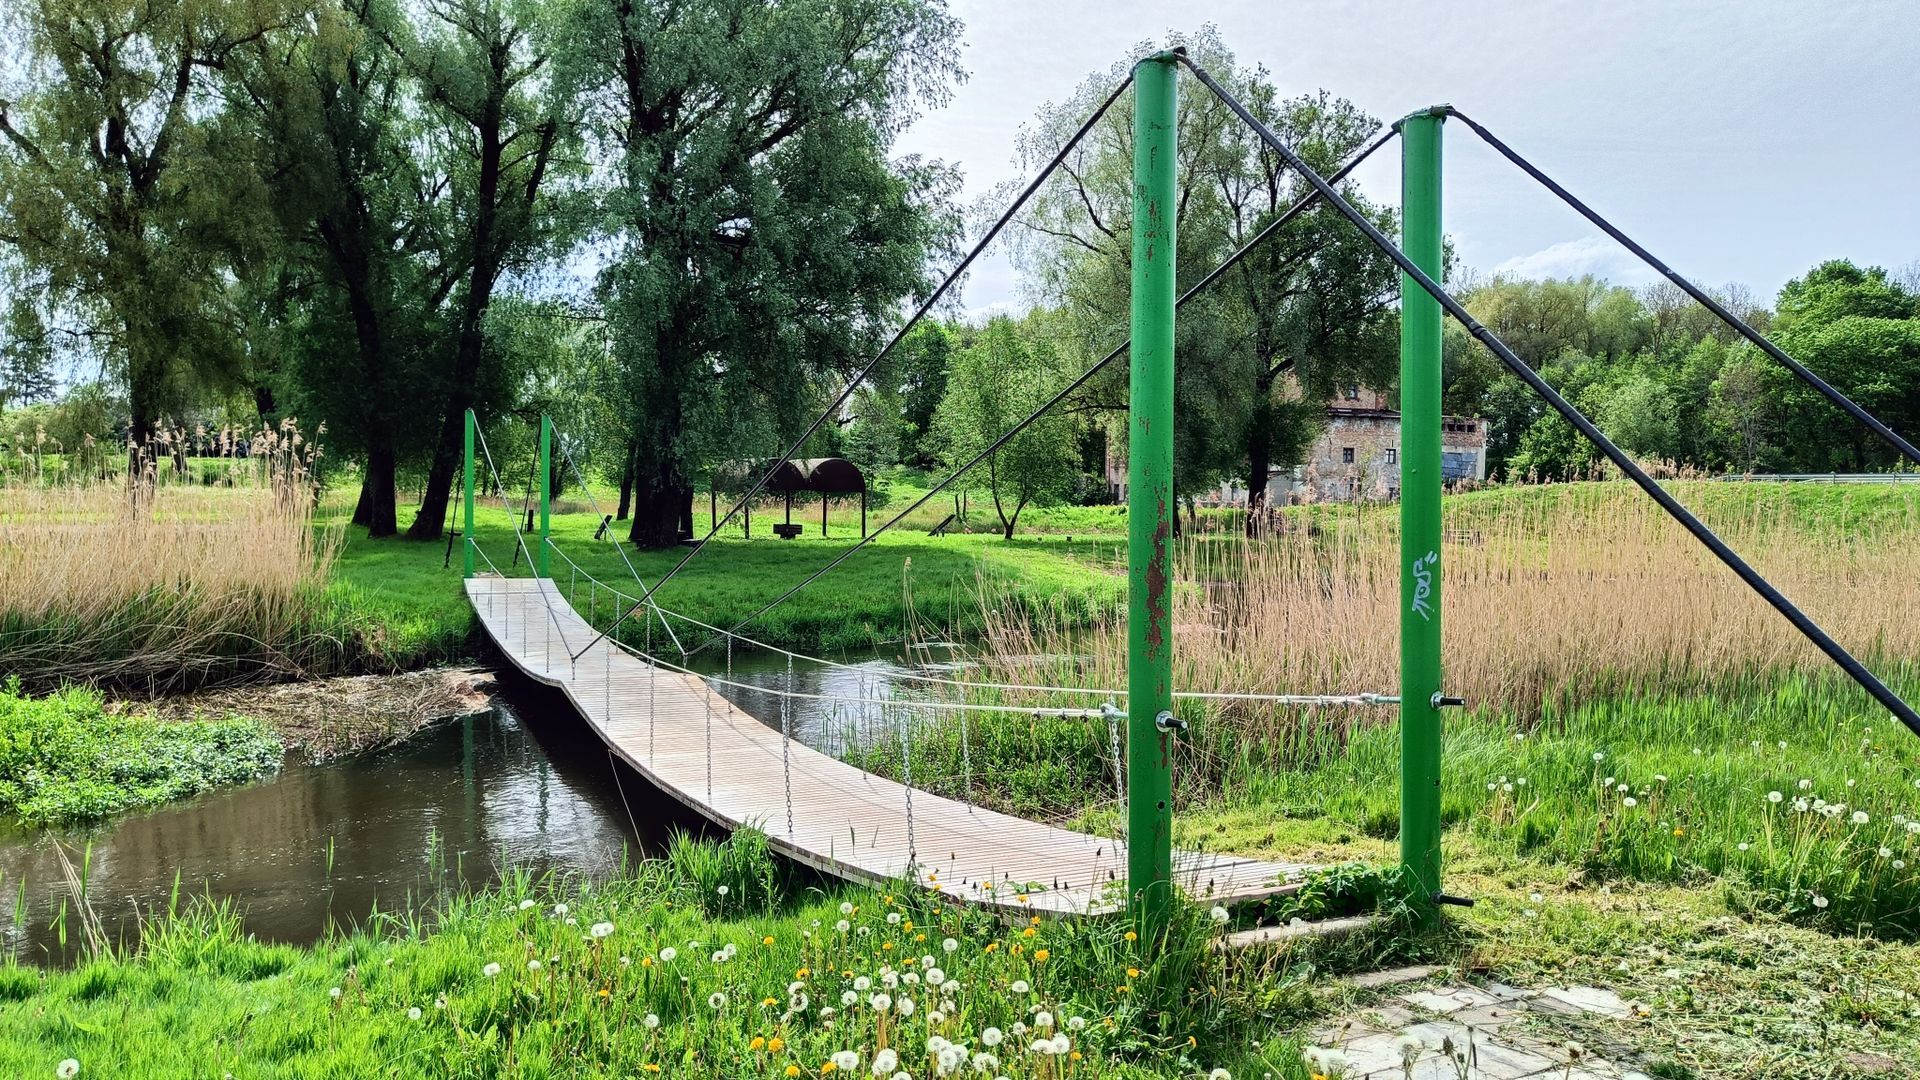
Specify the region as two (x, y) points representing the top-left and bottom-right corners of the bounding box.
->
(796, 968), (810, 979)
(769, 1037), (786, 1053)
(985, 943), (998, 953)
(751, 1036), (767, 1051)
(763, 936), (776, 946)
(1022, 927), (1036, 938)
(763, 997), (779, 1007)
(882, 942), (895, 951)
(641, 956), (655, 968)
(821, 1063), (838, 1075)
(1123, 930), (1136, 942)
(642, 1066), (662, 1075)
(1034, 949), (1050, 962)
(1126, 967), (1141, 978)
(786, 1068), (802, 1078)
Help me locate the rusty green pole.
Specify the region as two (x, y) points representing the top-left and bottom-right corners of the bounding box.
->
(1127, 51), (1178, 936)
(462, 409), (476, 579)
(538, 414), (552, 578)
(1399, 108), (1446, 912)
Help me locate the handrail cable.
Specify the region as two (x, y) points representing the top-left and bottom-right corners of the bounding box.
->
(1443, 107), (1920, 468)
(551, 439), (686, 657)
(1175, 54), (1920, 738)
(573, 72), (1140, 663)
(694, 126), (1400, 652)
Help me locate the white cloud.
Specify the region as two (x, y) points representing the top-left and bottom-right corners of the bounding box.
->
(1491, 236), (1658, 285)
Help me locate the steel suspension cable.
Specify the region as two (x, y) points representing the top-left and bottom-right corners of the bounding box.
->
(1444, 107), (1920, 468)
(694, 126), (1399, 653)
(574, 72), (1139, 663)
(1176, 55), (1920, 737)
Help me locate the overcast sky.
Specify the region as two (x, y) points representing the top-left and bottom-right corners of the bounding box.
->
(893, 0), (1919, 319)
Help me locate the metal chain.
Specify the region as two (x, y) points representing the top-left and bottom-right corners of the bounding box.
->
(646, 609), (655, 764)
(704, 672), (714, 803)
(782, 652), (794, 838)
(900, 701), (917, 872)
(1106, 708), (1125, 809)
(957, 683), (973, 808)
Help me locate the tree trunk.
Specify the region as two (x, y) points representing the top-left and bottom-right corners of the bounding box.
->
(628, 462), (692, 549)
(1244, 368), (1277, 536)
(362, 437), (399, 538)
(616, 440), (636, 520)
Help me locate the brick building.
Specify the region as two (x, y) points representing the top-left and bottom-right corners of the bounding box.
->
(1106, 386), (1489, 504)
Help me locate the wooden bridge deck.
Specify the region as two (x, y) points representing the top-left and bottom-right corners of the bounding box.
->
(468, 575), (1310, 915)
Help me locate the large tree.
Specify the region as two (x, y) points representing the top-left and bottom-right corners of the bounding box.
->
(401, 0), (570, 540)
(556, 0), (963, 548)
(0, 0), (287, 467)
(1009, 28), (1399, 529)
(931, 317), (1077, 539)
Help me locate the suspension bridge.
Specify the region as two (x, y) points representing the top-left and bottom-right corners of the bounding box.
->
(457, 49), (1920, 929)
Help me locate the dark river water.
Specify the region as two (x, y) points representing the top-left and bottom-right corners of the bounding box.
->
(0, 644), (947, 965)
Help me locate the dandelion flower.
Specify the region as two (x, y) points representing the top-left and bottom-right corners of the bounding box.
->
(643, 1013), (660, 1029)
(1010, 980), (1030, 994)
(518, 899), (537, 911)
(870, 993), (892, 1013)
(982, 1027), (1004, 1047)
(483, 962), (502, 978)
(717, 885), (730, 896)
(1622, 797), (1638, 808)
(1767, 791), (1783, 803)
(408, 1006), (423, 1021)
(1395, 1033), (1423, 1064)
(1035, 1011), (1054, 1029)
(659, 947), (678, 963)
(1853, 811), (1871, 825)
(1592, 752), (1605, 762)
(56, 1062), (80, 1080)
(942, 936), (959, 953)
(832, 1051), (860, 1072)
(1812, 895), (1830, 909)
(552, 903), (569, 917)
(836, 920), (851, 933)
(528, 960), (542, 972)
(329, 986), (342, 1000)
(1209, 1070), (1232, 1080)
(840, 902), (855, 915)
(710, 991), (728, 1009)
(1067, 1016), (1087, 1031)
(872, 1048), (899, 1074)
(591, 921), (615, 939)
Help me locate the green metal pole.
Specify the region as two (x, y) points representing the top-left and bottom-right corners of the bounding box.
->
(1127, 51), (1178, 936)
(538, 414), (553, 578)
(462, 409), (476, 579)
(1399, 108), (1446, 909)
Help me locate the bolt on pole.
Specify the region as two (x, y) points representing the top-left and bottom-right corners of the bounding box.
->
(462, 409), (476, 579)
(1127, 50), (1178, 937)
(538, 414), (553, 579)
(1398, 108), (1447, 911)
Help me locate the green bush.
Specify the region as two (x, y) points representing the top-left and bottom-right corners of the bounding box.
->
(0, 679), (283, 825)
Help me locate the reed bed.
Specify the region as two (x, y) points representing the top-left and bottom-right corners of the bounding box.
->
(975, 481), (1920, 727)
(0, 426), (348, 690)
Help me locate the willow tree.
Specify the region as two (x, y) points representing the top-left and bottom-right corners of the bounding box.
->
(555, 0), (963, 547)
(0, 0), (288, 465)
(1010, 28), (1399, 528)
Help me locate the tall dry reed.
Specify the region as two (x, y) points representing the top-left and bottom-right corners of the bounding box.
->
(0, 423), (343, 689)
(976, 482), (1920, 729)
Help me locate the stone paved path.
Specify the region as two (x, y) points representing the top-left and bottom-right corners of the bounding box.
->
(1308, 971), (1652, 1080)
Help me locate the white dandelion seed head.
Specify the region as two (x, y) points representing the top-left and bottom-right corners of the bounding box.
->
(552, 903), (569, 917)
(942, 937), (959, 953)
(1011, 1021), (1027, 1037)
(1395, 1033), (1423, 1064)
(854, 976), (871, 992)
(841, 902), (856, 915)
(1209, 905), (1230, 924)
(482, 962), (502, 978)
(836, 919), (851, 933)
(407, 1006), (422, 1021)
(1593, 752), (1606, 762)
(708, 991), (727, 1009)
(1067, 1016), (1086, 1031)
(842, 990), (859, 1006)
(833, 1051), (861, 1072)
(1009, 980), (1029, 994)
(1738, 843), (1751, 851)
(926, 967), (945, 986)
(1853, 811), (1871, 825)
(329, 986), (341, 1000)
(56, 1061), (80, 1080)
(982, 1027), (1004, 1047)
(1812, 895), (1830, 909)
(716, 885), (729, 896)
(898, 997), (916, 1016)
(590, 921), (615, 939)
(518, 899), (537, 910)
(971, 1051), (998, 1072)
(527, 960), (542, 972)
(659, 947), (677, 963)
(1209, 1069), (1233, 1080)
(1034, 1011), (1054, 1029)
(870, 993), (892, 1013)
(643, 1013), (660, 1029)
(887, 912), (902, 924)
(1622, 797), (1638, 808)
(1767, 791), (1783, 803)
(872, 1048), (900, 1074)
(1799, 779), (1813, 791)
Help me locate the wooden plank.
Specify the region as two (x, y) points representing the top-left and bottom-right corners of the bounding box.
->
(465, 576), (1312, 915)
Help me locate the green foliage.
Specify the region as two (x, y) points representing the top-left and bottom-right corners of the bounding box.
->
(664, 829), (783, 919)
(932, 318), (1080, 539)
(0, 680), (282, 825)
(0, 838), (1278, 1078)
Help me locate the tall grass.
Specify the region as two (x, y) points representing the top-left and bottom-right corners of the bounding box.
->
(975, 481), (1920, 727)
(0, 424), (349, 690)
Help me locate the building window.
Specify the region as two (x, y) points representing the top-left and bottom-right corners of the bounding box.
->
(1341, 447), (1355, 464)
(1385, 448), (1398, 465)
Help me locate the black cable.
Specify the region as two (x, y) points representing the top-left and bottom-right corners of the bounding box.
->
(1177, 55), (1920, 738)
(692, 128), (1397, 653)
(1444, 107), (1920, 468)
(574, 71), (1138, 663)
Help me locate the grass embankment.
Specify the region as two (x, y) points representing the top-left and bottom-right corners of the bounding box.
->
(0, 832), (1352, 1079)
(334, 468), (1132, 658)
(0, 681), (282, 826)
(869, 483), (1920, 930)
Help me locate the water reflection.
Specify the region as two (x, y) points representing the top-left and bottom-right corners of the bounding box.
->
(0, 689), (670, 965)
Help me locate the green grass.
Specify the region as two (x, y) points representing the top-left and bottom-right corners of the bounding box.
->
(326, 483), (1131, 658)
(0, 680), (282, 826)
(0, 831), (1355, 1080)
